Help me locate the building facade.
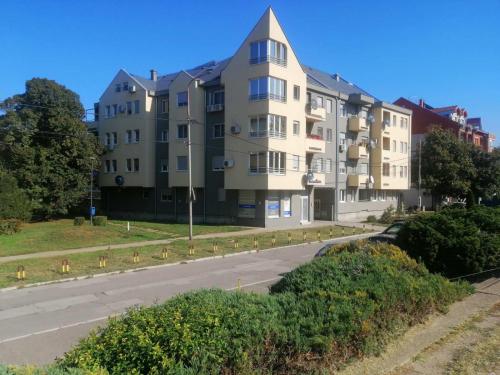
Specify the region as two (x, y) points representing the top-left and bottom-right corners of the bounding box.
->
(94, 8), (412, 227)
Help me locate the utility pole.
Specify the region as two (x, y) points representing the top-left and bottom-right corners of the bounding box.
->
(90, 157), (95, 225)
(418, 138), (422, 210)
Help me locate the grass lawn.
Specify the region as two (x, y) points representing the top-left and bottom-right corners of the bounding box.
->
(0, 225), (368, 289)
(0, 219), (246, 257)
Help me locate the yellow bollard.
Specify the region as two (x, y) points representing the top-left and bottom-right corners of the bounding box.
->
(342, 227), (345, 236)
(317, 230), (321, 242)
(303, 231), (307, 242)
(162, 248), (168, 259)
(212, 241), (218, 253)
(62, 259), (70, 273)
(99, 256), (107, 268)
(271, 234), (276, 247)
(189, 241), (194, 255)
(16, 265), (25, 280)
(133, 251), (139, 263)
(234, 239), (239, 249)
(288, 232), (292, 245)
(237, 278), (241, 290)
(329, 227), (333, 239)
(253, 236), (258, 250)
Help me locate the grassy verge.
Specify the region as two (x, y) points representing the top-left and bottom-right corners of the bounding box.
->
(0, 219), (246, 257)
(0, 225), (367, 289)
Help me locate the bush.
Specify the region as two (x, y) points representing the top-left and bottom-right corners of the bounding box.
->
(366, 215), (377, 223)
(379, 205), (395, 224)
(59, 244), (471, 374)
(92, 216), (107, 226)
(0, 171), (31, 221)
(396, 206), (500, 278)
(0, 364), (106, 375)
(73, 217), (85, 226)
(0, 220), (21, 235)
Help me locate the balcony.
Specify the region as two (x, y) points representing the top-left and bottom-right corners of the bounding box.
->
(207, 103), (224, 112)
(305, 170), (325, 186)
(348, 145), (368, 160)
(305, 103), (326, 122)
(305, 134), (326, 154)
(347, 174), (369, 188)
(348, 117), (369, 132)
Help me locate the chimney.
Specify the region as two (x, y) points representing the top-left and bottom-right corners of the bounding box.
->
(333, 73), (340, 82)
(150, 69), (157, 81)
(419, 99), (425, 108)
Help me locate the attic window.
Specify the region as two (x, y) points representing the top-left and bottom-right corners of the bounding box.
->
(123, 82), (129, 91)
(250, 39), (287, 67)
(115, 84), (121, 92)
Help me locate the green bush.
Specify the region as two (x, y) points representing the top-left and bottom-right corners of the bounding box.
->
(59, 244), (471, 374)
(73, 217), (85, 226)
(396, 206), (500, 278)
(92, 216), (107, 226)
(0, 364), (105, 375)
(0, 171), (32, 221)
(366, 215), (377, 223)
(379, 205), (395, 224)
(0, 219), (21, 235)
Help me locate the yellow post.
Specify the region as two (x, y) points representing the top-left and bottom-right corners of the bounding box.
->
(253, 236), (258, 250)
(16, 265), (25, 280)
(288, 232), (292, 245)
(62, 259), (69, 273)
(237, 278), (241, 290)
(99, 256), (103, 268)
(189, 241), (194, 255)
(212, 241), (218, 253)
(133, 251), (139, 263)
(271, 234), (276, 247)
(317, 230), (321, 242)
(162, 248), (168, 259)
(342, 227), (345, 236)
(303, 231), (307, 242)
(329, 227), (333, 239)
(234, 239), (239, 249)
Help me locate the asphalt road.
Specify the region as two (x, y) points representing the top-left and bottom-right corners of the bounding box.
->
(0, 233), (372, 365)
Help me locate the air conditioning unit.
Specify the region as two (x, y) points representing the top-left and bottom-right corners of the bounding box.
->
(310, 99), (318, 110)
(230, 125), (241, 134)
(223, 159), (234, 168)
(129, 85), (136, 93)
(339, 144), (345, 153)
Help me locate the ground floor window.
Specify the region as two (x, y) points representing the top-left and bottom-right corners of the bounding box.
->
(238, 190), (256, 218)
(359, 189), (369, 201)
(348, 189), (356, 202)
(160, 189), (173, 202)
(283, 192), (291, 217)
(339, 189), (346, 202)
(268, 193), (280, 218)
(217, 188), (226, 202)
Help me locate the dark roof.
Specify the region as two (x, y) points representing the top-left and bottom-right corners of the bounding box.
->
(431, 105), (458, 113)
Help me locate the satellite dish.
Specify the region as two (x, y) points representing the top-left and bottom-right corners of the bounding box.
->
(367, 114), (375, 124)
(115, 175), (124, 186)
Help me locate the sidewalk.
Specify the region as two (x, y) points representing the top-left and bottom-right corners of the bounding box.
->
(0, 221), (383, 264)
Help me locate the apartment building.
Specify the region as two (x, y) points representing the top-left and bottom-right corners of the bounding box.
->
(95, 7), (412, 226)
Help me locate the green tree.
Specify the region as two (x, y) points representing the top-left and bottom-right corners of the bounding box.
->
(0, 169), (32, 220)
(420, 128), (475, 202)
(0, 78), (101, 217)
(468, 146), (500, 202)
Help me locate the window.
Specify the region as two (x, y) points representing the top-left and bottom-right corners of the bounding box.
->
(133, 158), (139, 172)
(177, 156), (188, 171)
(267, 193), (281, 218)
(134, 129), (140, 143)
(339, 189), (346, 202)
(134, 100), (140, 114)
(340, 102), (347, 117)
(379, 190), (386, 201)
(283, 192), (291, 217)
(160, 130), (169, 142)
(293, 121), (300, 136)
(326, 99), (333, 114)
(160, 189), (173, 202)
(213, 124), (224, 138)
(371, 190), (378, 201)
(212, 156), (224, 171)
(161, 100), (168, 113)
(326, 158), (333, 173)
(359, 163), (368, 175)
(126, 130), (132, 144)
(400, 117), (404, 129)
(359, 189), (369, 201)
(217, 188), (226, 202)
(249, 39), (287, 66)
(112, 132), (118, 145)
(404, 166), (408, 178)
(326, 128), (333, 142)
(383, 137), (390, 150)
(105, 105), (110, 118)
(339, 161), (346, 174)
(292, 155), (300, 171)
(400, 166), (404, 177)
(160, 159), (168, 173)
(126, 158), (132, 172)
(249, 151), (285, 175)
(392, 140), (397, 152)
(126, 101), (132, 115)
(348, 189), (356, 202)
(383, 163), (390, 176)
(123, 82), (128, 91)
(125, 158), (139, 172)
(208, 90), (224, 106)
(112, 104), (117, 117)
(313, 158), (324, 173)
(105, 160), (110, 173)
(177, 124), (188, 139)
(115, 84), (121, 92)
(392, 165), (397, 177)
(339, 132), (346, 145)
(293, 85), (300, 101)
(249, 114), (286, 138)
(316, 96), (324, 108)
(317, 127), (323, 139)
(393, 115), (397, 127)
(400, 141), (404, 153)
(105, 133), (110, 146)
(404, 142), (408, 154)
(177, 91), (188, 107)
(249, 76), (286, 102)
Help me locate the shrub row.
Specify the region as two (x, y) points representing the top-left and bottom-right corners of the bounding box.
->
(72, 216), (107, 226)
(0, 220), (21, 235)
(0, 364), (105, 375)
(58, 243), (471, 374)
(396, 206), (500, 278)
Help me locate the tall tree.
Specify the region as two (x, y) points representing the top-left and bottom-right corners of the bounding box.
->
(420, 128), (475, 201)
(468, 145), (500, 202)
(0, 78), (101, 217)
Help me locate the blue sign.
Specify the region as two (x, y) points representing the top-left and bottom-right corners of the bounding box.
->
(90, 206), (96, 216)
(239, 204), (256, 209)
(267, 203), (280, 210)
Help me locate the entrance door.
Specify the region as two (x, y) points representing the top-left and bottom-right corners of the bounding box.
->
(314, 198), (321, 220)
(301, 196), (309, 222)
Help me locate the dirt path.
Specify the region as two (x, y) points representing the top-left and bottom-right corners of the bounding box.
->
(338, 277), (500, 375)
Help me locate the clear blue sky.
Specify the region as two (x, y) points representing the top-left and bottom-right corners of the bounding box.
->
(1, 0), (499, 143)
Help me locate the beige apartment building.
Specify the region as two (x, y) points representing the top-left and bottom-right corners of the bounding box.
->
(93, 7), (412, 227)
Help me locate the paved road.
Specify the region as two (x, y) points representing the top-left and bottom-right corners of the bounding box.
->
(0, 233), (372, 365)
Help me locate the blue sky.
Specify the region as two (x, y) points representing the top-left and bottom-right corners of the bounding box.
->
(1, 0), (499, 143)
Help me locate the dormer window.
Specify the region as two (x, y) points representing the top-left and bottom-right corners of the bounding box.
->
(250, 39), (287, 66)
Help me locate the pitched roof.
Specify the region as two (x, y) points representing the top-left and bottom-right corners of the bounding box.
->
(431, 105), (458, 113)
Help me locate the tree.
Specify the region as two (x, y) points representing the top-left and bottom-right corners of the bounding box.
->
(0, 78), (101, 217)
(468, 146), (500, 202)
(0, 169), (32, 220)
(420, 128), (475, 202)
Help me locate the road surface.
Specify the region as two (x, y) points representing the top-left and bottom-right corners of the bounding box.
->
(0, 233), (372, 365)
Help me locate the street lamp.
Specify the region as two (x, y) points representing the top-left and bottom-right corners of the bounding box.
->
(90, 156), (96, 225)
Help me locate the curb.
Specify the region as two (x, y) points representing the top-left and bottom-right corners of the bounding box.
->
(0, 232), (375, 293)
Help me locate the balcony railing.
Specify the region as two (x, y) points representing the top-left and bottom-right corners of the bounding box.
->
(348, 117), (369, 132)
(249, 130), (287, 139)
(249, 93), (286, 103)
(249, 167), (286, 175)
(207, 103), (224, 112)
(305, 103), (326, 122)
(305, 134), (326, 153)
(249, 55), (287, 67)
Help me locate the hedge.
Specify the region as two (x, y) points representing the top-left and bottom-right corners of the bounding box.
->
(73, 217), (85, 226)
(58, 243), (471, 374)
(0, 220), (21, 235)
(0, 365), (105, 375)
(92, 216), (107, 226)
(396, 206), (500, 278)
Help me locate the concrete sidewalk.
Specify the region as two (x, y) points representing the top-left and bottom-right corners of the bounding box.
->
(0, 221), (383, 264)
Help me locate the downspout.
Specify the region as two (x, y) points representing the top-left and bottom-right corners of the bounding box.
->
(154, 95), (158, 219)
(334, 96), (339, 222)
(203, 89), (207, 224)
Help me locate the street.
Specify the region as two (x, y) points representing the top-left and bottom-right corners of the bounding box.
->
(0, 233), (370, 365)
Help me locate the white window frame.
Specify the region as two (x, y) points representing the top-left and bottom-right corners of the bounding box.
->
(292, 155), (300, 171)
(161, 99), (168, 114)
(213, 124), (225, 139)
(212, 155), (225, 171)
(160, 159), (168, 173)
(326, 99), (333, 114)
(326, 158), (332, 173)
(160, 130), (169, 143)
(293, 121), (300, 136)
(177, 91), (188, 107)
(339, 189), (346, 203)
(177, 156), (188, 171)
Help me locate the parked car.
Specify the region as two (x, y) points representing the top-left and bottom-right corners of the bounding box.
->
(314, 244), (332, 258)
(367, 221), (405, 244)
